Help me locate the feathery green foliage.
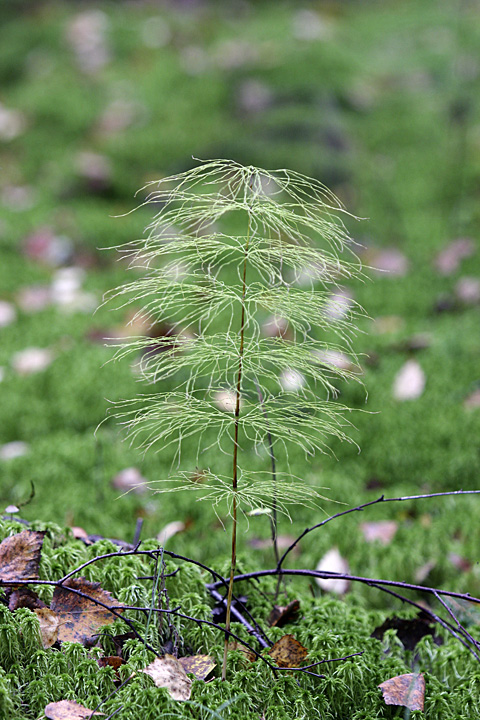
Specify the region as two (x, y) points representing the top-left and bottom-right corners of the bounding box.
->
(106, 159), (364, 678)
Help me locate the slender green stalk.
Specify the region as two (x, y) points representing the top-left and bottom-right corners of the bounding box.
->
(222, 214), (251, 681)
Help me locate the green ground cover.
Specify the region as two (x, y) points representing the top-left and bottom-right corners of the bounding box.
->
(0, 1), (480, 717)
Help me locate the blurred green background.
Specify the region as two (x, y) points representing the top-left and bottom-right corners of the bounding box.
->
(0, 0), (479, 596)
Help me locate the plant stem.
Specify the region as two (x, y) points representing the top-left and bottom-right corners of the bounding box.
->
(221, 214), (251, 681)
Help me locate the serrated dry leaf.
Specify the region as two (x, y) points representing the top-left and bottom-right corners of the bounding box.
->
(51, 577), (123, 646)
(141, 655), (192, 701)
(315, 547), (350, 595)
(44, 700), (104, 719)
(178, 654), (216, 680)
(360, 521), (398, 546)
(0, 530), (44, 582)
(268, 600), (301, 628)
(268, 634), (308, 668)
(378, 673), (425, 711)
(392, 359), (425, 400)
(35, 608), (59, 648)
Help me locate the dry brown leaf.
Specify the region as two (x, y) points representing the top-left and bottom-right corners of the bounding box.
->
(378, 673), (425, 711)
(8, 587), (46, 611)
(98, 655), (125, 672)
(268, 634), (308, 668)
(141, 655), (192, 701)
(315, 547), (350, 595)
(35, 608), (59, 648)
(392, 359), (425, 401)
(268, 600), (300, 627)
(360, 521), (398, 546)
(51, 577), (124, 646)
(44, 699), (104, 719)
(178, 654), (216, 680)
(0, 530), (45, 582)
(227, 641), (257, 664)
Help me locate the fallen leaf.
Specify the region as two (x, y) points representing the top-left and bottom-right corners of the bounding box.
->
(371, 613), (435, 651)
(157, 521), (186, 545)
(12, 347), (54, 375)
(98, 655), (124, 672)
(448, 552), (471, 572)
(415, 559), (436, 583)
(360, 521), (398, 546)
(365, 248), (409, 276)
(111, 467), (148, 495)
(324, 288), (353, 320)
(178, 655), (216, 680)
(0, 441), (30, 460)
(315, 547), (350, 595)
(279, 369), (305, 392)
(51, 577), (124, 646)
(464, 389), (480, 409)
(8, 587), (46, 611)
(214, 390), (239, 413)
(44, 699), (104, 719)
(268, 600), (301, 627)
(141, 655), (192, 701)
(35, 608), (60, 648)
(268, 634), (308, 668)
(434, 238), (475, 275)
(16, 285), (52, 312)
(455, 276), (480, 305)
(0, 530), (44, 582)
(227, 641), (256, 664)
(0, 300), (16, 328)
(378, 673), (425, 711)
(392, 359), (425, 400)
(249, 535), (297, 552)
(69, 526), (89, 541)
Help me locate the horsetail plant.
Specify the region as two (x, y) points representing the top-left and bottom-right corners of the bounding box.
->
(105, 159), (364, 680)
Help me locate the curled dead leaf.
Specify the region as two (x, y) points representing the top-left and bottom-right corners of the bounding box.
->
(268, 600), (300, 627)
(378, 672), (425, 711)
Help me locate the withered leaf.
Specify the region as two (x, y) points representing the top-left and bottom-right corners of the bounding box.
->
(315, 547), (350, 595)
(44, 699), (104, 719)
(141, 655), (192, 700)
(0, 530), (45, 582)
(268, 600), (300, 627)
(268, 634), (308, 668)
(378, 673), (425, 711)
(51, 577), (124, 646)
(227, 641), (256, 664)
(8, 586), (46, 611)
(178, 654), (216, 680)
(360, 521), (398, 546)
(371, 613), (435, 651)
(35, 608), (59, 648)
(98, 655), (125, 672)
